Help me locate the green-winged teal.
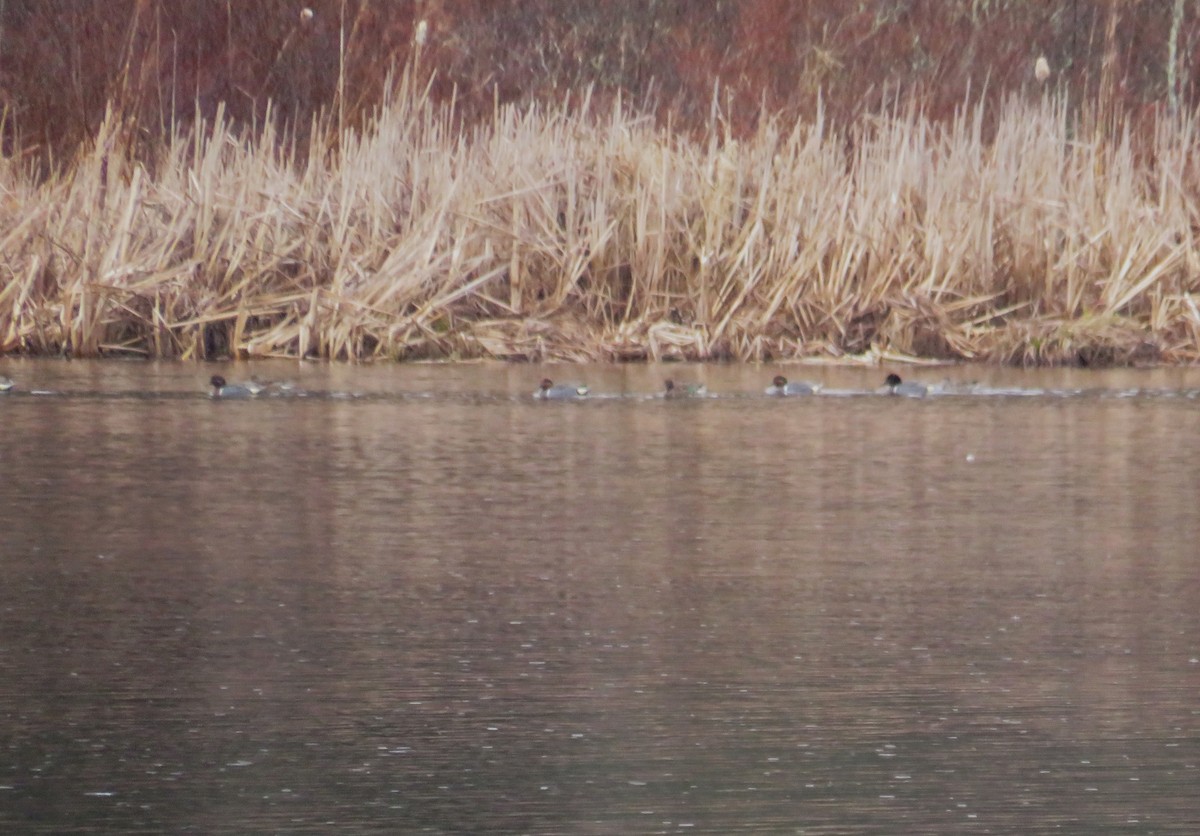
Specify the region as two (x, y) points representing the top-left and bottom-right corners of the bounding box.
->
(765, 375), (817, 396)
(210, 375), (259, 398)
(663, 379), (707, 398)
(534, 378), (589, 400)
(882, 373), (927, 398)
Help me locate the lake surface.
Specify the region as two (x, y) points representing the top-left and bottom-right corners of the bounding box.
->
(1, 359), (1198, 834)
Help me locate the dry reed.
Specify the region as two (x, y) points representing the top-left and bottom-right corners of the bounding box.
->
(2, 79), (1199, 365)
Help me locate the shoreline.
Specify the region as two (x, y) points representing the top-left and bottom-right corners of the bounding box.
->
(2, 88), (1198, 367)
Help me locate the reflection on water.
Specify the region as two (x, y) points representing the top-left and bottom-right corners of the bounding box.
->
(1, 361), (1198, 833)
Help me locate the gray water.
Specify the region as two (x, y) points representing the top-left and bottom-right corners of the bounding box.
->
(1, 360), (1198, 834)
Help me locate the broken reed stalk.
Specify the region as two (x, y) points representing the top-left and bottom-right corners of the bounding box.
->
(1, 80), (1199, 366)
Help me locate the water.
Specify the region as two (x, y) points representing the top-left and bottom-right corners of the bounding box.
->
(1, 360), (1198, 833)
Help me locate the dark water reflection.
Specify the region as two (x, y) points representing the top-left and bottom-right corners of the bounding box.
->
(1, 361), (1198, 833)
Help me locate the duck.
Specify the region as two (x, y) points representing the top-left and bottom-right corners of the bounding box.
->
(765, 375), (817, 396)
(534, 378), (589, 400)
(210, 375), (259, 398)
(882, 373), (927, 398)
(0, 376), (13, 392)
(663, 379), (707, 398)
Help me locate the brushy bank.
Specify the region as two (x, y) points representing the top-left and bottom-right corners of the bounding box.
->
(2, 79), (1200, 365)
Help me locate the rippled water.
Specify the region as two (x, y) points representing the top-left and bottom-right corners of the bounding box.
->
(1, 360), (1198, 833)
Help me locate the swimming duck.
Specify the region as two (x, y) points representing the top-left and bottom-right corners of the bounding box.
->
(534, 378), (589, 400)
(664, 379), (707, 398)
(0, 376), (13, 392)
(209, 375), (258, 398)
(765, 375), (817, 396)
(882, 373), (927, 398)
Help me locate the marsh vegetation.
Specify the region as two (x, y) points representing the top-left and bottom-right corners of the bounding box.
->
(2, 1), (1199, 365)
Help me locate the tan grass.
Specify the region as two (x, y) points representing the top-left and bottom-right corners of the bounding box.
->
(1, 79), (1199, 365)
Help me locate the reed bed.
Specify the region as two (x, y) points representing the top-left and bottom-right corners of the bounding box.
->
(2, 80), (1200, 365)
